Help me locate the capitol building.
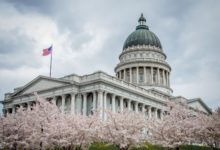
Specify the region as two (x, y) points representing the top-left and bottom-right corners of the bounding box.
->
(2, 14), (212, 118)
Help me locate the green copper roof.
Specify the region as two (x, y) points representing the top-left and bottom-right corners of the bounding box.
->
(123, 14), (162, 50)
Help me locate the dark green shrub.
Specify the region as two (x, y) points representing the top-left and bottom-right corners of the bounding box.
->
(130, 143), (165, 150)
(179, 145), (217, 150)
(147, 144), (166, 150)
(89, 143), (119, 150)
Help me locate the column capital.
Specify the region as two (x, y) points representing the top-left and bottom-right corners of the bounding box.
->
(112, 93), (116, 98)
(103, 91), (108, 96)
(82, 92), (87, 96)
(71, 93), (76, 96)
(97, 90), (104, 94)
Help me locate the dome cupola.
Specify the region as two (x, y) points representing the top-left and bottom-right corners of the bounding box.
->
(123, 13), (162, 50)
(115, 14), (172, 95)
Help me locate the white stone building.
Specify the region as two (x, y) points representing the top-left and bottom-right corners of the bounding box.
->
(1, 14), (212, 118)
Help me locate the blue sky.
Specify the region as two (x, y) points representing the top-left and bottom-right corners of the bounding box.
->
(0, 0), (220, 113)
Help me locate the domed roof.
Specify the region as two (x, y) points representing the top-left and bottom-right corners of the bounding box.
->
(123, 14), (162, 50)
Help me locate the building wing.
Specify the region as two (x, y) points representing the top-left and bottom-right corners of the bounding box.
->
(187, 98), (212, 114)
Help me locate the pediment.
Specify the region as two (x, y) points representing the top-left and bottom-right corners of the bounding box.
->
(13, 76), (71, 96)
(188, 99), (212, 114)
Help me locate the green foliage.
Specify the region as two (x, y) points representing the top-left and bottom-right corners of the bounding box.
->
(89, 142), (119, 150)
(130, 143), (165, 150)
(147, 144), (165, 150)
(179, 145), (220, 150)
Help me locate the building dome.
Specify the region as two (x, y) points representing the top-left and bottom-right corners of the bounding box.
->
(115, 14), (172, 95)
(123, 14), (162, 50)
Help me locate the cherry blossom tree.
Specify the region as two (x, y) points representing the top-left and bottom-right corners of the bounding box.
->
(147, 101), (202, 148)
(1, 93), (219, 149)
(195, 107), (220, 147)
(47, 112), (102, 150)
(0, 108), (34, 149)
(101, 110), (146, 150)
(146, 101), (220, 149)
(0, 93), (61, 149)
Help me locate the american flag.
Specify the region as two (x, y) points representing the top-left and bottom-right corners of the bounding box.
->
(42, 45), (53, 56)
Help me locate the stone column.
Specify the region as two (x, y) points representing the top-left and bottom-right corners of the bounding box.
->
(12, 105), (15, 114)
(76, 94), (82, 114)
(123, 69), (126, 80)
(61, 95), (65, 113)
(151, 67), (153, 84)
(92, 91), (96, 112)
(142, 104), (145, 113)
(83, 93), (87, 116)
(155, 108), (158, 119)
(52, 96), (56, 105)
(120, 97), (124, 112)
(167, 72), (170, 87)
(71, 93), (75, 114)
(136, 67), (139, 83)
(97, 90), (103, 119)
(148, 106), (152, 118)
(144, 67), (146, 83)
(103, 92), (107, 120)
(161, 110), (164, 120)
(27, 102), (31, 111)
(157, 68), (160, 85)
(128, 99), (131, 111)
(135, 101), (138, 113)
(163, 70), (165, 86)
(112, 94), (116, 113)
(129, 68), (132, 83)
(165, 71), (168, 86)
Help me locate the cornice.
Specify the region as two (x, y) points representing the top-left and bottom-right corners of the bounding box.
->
(119, 47), (167, 60)
(115, 60), (172, 72)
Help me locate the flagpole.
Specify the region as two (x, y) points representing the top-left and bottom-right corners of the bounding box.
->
(49, 51), (52, 77)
